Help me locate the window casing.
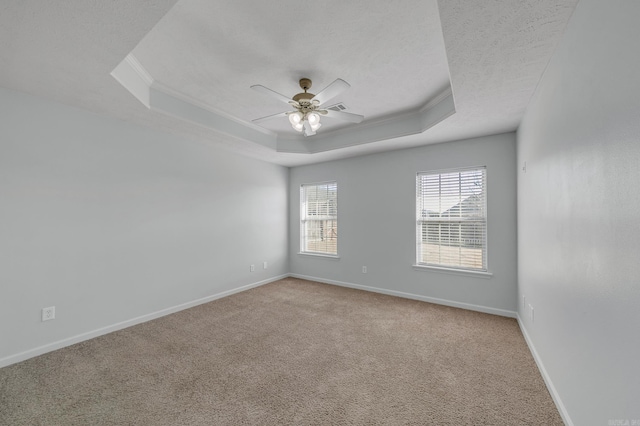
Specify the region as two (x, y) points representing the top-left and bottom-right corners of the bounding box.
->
(300, 182), (338, 255)
(416, 167), (487, 271)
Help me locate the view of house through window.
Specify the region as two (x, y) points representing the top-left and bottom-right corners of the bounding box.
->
(416, 167), (487, 271)
(300, 182), (338, 255)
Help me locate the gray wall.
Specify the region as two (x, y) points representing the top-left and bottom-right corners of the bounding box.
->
(517, 0), (640, 424)
(0, 88), (289, 365)
(289, 133), (517, 316)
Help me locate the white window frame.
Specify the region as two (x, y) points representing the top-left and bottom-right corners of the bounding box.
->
(415, 167), (488, 273)
(300, 181), (338, 257)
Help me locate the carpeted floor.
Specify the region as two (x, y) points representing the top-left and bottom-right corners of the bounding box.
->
(0, 278), (562, 425)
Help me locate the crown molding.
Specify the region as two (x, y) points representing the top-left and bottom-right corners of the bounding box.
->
(125, 54), (154, 87)
(150, 87), (277, 150)
(111, 54), (153, 108)
(151, 79), (274, 136)
(420, 85), (453, 112)
(111, 55), (456, 155)
(285, 86), (456, 154)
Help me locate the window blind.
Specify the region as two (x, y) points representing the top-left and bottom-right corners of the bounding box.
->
(416, 167), (487, 271)
(301, 182), (338, 255)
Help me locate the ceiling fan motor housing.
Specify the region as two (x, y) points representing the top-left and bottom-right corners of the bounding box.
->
(293, 78), (315, 103)
(299, 78), (312, 91)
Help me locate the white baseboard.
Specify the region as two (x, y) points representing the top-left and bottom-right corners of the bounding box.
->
(0, 273), (517, 369)
(517, 315), (572, 426)
(289, 273), (517, 318)
(0, 274), (288, 369)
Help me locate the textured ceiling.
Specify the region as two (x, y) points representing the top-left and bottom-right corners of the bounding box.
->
(0, 0), (579, 167)
(131, 0), (450, 135)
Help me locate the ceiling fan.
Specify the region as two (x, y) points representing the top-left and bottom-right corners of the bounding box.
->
(251, 78), (364, 136)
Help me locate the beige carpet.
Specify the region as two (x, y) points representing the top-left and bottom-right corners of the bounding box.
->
(0, 278), (562, 425)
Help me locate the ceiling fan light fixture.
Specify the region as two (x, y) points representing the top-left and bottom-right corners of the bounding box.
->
(308, 112), (321, 131)
(288, 111), (303, 126)
(252, 77), (363, 136)
(308, 112), (320, 126)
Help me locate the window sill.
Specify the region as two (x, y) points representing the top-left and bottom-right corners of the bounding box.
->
(298, 252), (341, 260)
(412, 264), (493, 278)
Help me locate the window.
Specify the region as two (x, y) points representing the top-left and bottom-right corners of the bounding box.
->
(416, 167), (487, 271)
(301, 182), (338, 255)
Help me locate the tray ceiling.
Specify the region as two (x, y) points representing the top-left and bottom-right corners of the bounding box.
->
(1, 0), (579, 166)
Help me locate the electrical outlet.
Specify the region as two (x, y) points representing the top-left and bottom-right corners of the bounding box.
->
(263, 261), (268, 269)
(362, 266), (367, 273)
(42, 306), (55, 322)
(529, 304), (534, 322)
(250, 264), (255, 272)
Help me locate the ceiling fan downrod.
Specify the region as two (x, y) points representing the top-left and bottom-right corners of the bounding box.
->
(292, 78), (315, 103)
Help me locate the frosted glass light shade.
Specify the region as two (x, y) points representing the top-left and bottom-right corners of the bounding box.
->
(308, 112), (321, 131)
(308, 112), (319, 125)
(288, 111), (303, 126)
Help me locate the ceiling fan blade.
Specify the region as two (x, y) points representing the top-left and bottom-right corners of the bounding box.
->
(303, 120), (316, 136)
(324, 109), (364, 123)
(252, 111), (289, 124)
(251, 85), (293, 104)
(311, 78), (350, 105)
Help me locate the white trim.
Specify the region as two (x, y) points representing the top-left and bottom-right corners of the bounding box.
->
(417, 164), (488, 175)
(300, 181), (338, 258)
(419, 86), (454, 112)
(149, 88), (277, 150)
(0, 274), (288, 369)
(110, 55), (153, 109)
(517, 315), (574, 426)
(304, 97), (454, 154)
(0, 272), (520, 371)
(297, 252), (341, 260)
(415, 166), (488, 273)
(119, 54), (269, 135)
(299, 179), (338, 187)
(124, 54), (154, 86)
(111, 57), (457, 156)
(289, 273), (516, 318)
(151, 80), (274, 136)
(412, 264), (493, 278)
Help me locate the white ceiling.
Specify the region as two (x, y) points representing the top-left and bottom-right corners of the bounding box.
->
(0, 0), (578, 167)
(132, 0), (451, 134)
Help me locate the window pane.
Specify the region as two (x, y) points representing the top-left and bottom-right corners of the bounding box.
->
(301, 182), (337, 255)
(302, 219), (337, 254)
(416, 168), (487, 271)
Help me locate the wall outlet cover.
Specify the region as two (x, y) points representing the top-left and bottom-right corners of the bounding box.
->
(42, 306), (55, 321)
